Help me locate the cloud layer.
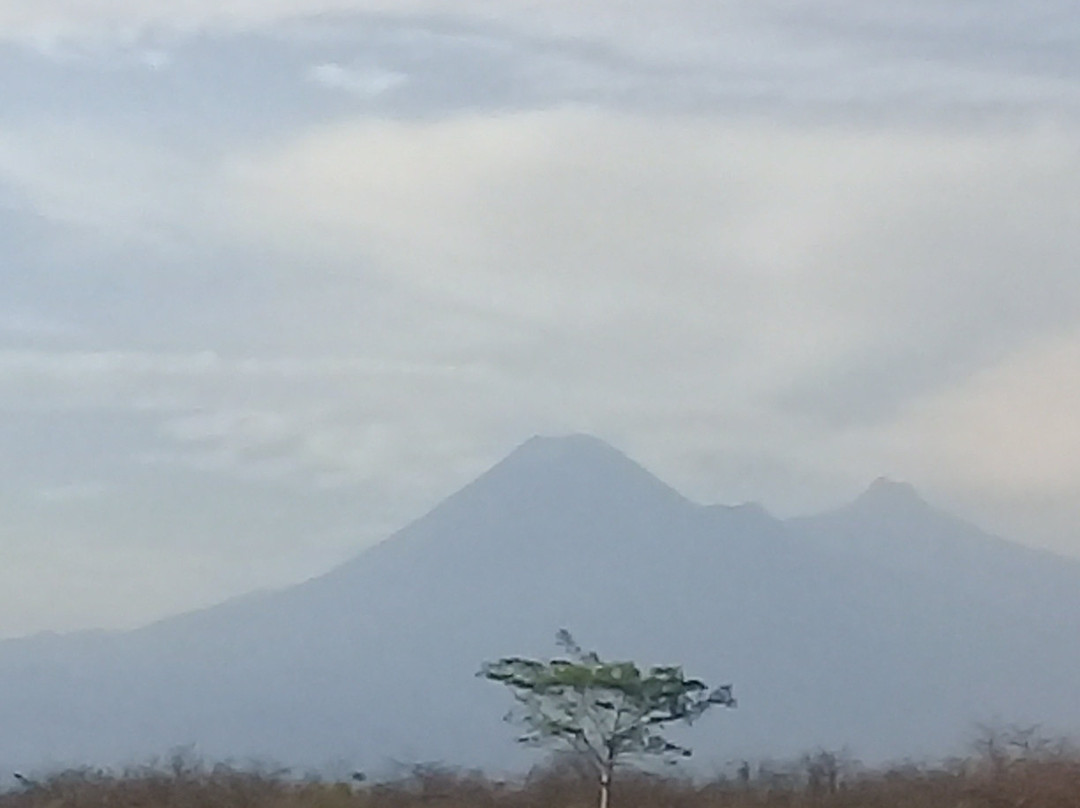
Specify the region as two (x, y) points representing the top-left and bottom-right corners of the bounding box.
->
(1, 1), (1080, 636)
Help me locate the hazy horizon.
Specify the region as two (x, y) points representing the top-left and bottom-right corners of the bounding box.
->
(2, 432), (1073, 640)
(2, 429), (1079, 771)
(3, 1), (1080, 637)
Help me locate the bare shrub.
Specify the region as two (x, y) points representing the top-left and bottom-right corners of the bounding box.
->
(2, 743), (1080, 808)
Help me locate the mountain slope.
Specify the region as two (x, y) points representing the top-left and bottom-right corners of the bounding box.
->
(791, 477), (1080, 620)
(1, 435), (1079, 772)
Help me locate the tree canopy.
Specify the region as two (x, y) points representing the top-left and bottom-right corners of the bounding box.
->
(480, 631), (736, 808)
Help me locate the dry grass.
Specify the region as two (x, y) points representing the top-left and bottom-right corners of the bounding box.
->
(3, 741), (1079, 808)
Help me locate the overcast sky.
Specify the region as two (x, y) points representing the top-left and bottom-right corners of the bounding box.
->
(2, 0), (1080, 637)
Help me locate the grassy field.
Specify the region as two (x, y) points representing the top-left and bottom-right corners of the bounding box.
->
(3, 734), (1078, 808)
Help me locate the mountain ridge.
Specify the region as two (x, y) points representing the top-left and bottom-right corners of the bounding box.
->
(1, 434), (1079, 772)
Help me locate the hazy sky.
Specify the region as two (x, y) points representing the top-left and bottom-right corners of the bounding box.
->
(2, 0), (1080, 637)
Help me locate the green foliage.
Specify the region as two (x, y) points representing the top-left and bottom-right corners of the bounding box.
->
(479, 630), (735, 773)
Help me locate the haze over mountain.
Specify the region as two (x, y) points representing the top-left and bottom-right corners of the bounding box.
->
(1, 434), (1078, 774)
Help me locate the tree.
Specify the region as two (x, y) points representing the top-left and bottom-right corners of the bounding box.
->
(479, 630), (736, 808)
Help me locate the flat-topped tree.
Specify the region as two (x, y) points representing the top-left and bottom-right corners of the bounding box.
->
(480, 630), (736, 808)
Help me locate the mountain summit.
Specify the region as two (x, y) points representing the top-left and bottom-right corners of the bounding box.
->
(0, 435), (1079, 772)
(456, 433), (691, 514)
(505, 433), (631, 465)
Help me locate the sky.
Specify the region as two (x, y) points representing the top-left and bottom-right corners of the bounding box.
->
(2, 0), (1080, 637)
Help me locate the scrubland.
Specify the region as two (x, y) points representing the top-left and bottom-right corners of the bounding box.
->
(3, 732), (1078, 808)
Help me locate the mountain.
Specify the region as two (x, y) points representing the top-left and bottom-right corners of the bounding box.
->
(1, 434), (1079, 774)
(791, 476), (1080, 621)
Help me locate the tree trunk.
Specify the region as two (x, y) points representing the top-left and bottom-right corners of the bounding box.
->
(598, 767), (612, 808)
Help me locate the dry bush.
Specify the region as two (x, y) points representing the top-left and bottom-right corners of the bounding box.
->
(2, 742), (1080, 808)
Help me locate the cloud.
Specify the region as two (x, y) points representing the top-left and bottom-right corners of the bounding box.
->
(2, 2), (1080, 633)
(0, 309), (82, 339)
(34, 481), (114, 503)
(221, 110), (1080, 364)
(307, 62), (406, 97)
(2, 2), (1078, 115)
(0, 124), (211, 239)
(2, 0), (1077, 150)
(204, 109), (1080, 519)
(7, 106), (1076, 520)
(0, 346), (496, 494)
(0, 0), (716, 38)
(887, 329), (1080, 496)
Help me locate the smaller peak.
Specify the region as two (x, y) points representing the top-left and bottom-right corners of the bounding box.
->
(733, 501), (771, 518)
(868, 475), (916, 492)
(866, 476), (918, 495)
(708, 500), (777, 527)
(711, 501), (770, 517)
(853, 477), (928, 512)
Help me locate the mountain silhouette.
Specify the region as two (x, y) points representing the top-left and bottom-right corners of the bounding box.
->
(1, 435), (1078, 772)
